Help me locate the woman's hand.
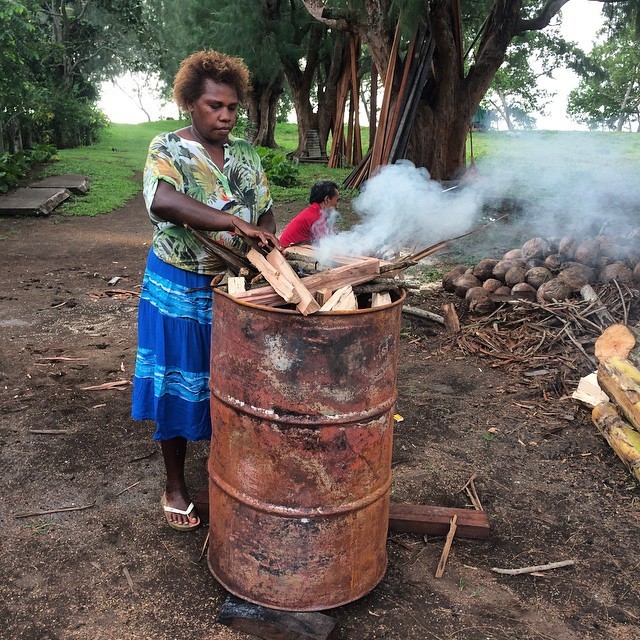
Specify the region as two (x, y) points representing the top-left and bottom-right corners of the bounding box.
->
(232, 217), (282, 251)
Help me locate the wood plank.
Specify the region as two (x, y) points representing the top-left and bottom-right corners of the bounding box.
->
(315, 288), (333, 306)
(236, 258), (380, 307)
(0, 187), (71, 216)
(28, 174), (89, 194)
(265, 249), (320, 315)
(388, 504), (490, 540)
(216, 594), (340, 640)
(284, 244), (366, 266)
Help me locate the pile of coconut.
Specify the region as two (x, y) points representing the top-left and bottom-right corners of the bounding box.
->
(443, 231), (640, 315)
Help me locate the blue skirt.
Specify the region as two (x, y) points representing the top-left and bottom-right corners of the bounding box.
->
(131, 250), (214, 441)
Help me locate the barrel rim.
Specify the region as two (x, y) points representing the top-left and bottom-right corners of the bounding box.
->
(213, 287), (407, 314)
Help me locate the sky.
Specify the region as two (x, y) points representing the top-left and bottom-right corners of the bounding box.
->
(97, 1), (605, 130)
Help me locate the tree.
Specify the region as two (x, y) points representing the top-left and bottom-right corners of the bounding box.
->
(568, 24), (640, 131)
(301, 0), (627, 180)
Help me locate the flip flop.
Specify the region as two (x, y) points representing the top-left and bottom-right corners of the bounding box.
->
(161, 494), (201, 532)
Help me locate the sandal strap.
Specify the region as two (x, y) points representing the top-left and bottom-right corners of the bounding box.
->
(163, 502), (195, 516)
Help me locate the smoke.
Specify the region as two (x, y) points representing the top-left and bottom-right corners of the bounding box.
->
(315, 160), (482, 262)
(315, 133), (640, 263)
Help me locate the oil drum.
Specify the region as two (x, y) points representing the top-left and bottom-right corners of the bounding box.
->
(207, 289), (404, 611)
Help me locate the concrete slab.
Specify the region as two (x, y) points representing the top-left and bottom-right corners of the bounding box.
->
(0, 188), (71, 216)
(28, 174), (89, 194)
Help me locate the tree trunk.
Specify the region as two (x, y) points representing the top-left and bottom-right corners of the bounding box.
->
(246, 77), (283, 148)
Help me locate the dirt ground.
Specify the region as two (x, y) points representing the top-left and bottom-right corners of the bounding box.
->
(1, 190), (639, 640)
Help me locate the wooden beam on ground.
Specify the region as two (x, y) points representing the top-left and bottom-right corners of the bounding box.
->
(236, 258), (380, 308)
(216, 594), (340, 640)
(388, 504), (490, 540)
(28, 174), (89, 194)
(0, 187), (71, 216)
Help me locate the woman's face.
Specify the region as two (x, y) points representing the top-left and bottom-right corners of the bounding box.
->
(188, 78), (239, 145)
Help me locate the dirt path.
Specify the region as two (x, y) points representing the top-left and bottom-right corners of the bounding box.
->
(0, 195), (638, 640)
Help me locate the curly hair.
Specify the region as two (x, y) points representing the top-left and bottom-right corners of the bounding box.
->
(173, 50), (251, 110)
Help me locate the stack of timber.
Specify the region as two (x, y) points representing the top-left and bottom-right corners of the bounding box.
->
(328, 34), (363, 169)
(343, 22), (436, 189)
(587, 324), (640, 482)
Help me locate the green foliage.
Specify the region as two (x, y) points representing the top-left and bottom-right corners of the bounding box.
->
(567, 24), (640, 131)
(0, 144), (56, 193)
(256, 147), (300, 187)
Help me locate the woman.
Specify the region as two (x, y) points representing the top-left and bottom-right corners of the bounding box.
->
(131, 50), (281, 531)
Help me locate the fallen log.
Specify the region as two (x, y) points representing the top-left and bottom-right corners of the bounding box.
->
(402, 305), (445, 325)
(591, 401), (640, 483)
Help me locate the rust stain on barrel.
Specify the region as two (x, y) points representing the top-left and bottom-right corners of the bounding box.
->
(208, 290), (405, 611)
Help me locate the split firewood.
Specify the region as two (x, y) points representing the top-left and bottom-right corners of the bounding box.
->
(227, 277), (246, 296)
(265, 249), (320, 315)
(371, 291), (392, 307)
(320, 285), (357, 311)
(597, 356), (640, 432)
(315, 288), (332, 306)
(592, 401), (640, 483)
(235, 258), (380, 307)
(245, 248), (300, 304)
(594, 324), (636, 362)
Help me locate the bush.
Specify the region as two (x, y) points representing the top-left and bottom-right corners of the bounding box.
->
(0, 144), (56, 193)
(256, 147), (299, 187)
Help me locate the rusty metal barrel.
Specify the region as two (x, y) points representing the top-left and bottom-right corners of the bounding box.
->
(207, 289), (405, 611)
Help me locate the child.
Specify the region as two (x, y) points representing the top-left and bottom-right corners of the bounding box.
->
(279, 180), (340, 248)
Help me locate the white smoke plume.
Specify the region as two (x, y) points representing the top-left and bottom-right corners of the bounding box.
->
(315, 133), (640, 263)
(315, 160), (482, 262)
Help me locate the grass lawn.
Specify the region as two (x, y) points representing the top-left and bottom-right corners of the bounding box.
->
(36, 121), (640, 217)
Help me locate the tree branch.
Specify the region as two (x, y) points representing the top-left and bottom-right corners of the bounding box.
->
(516, 0), (571, 34)
(300, 0), (355, 31)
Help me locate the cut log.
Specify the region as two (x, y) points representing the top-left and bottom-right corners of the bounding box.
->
(388, 504), (490, 540)
(216, 594), (340, 640)
(371, 291), (392, 307)
(597, 356), (640, 432)
(591, 401), (640, 483)
(265, 249), (320, 315)
(594, 324), (636, 363)
(227, 277), (246, 296)
(236, 258), (380, 307)
(246, 248), (300, 304)
(320, 285), (357, 311)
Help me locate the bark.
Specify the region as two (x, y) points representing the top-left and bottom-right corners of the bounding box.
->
(616, 80), (633, 132)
